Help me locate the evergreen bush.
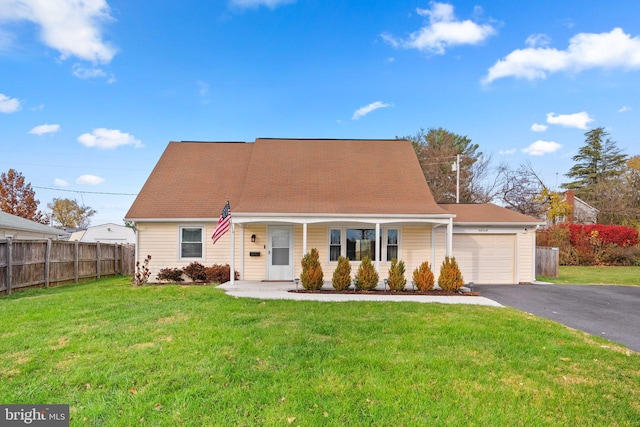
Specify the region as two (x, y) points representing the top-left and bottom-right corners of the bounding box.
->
(331, 256), (352, 291)
(387, 258), (406, 292)
(301, 248), (324, 290)
(438, 256), (464, 292)
(412, 261), (435, 292)
(355, 256), (379, 291)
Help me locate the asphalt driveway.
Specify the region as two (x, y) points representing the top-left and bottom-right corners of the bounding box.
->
(476, 284), (640, 353)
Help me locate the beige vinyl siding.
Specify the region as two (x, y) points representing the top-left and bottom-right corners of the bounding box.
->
(399, 225), (432, 281)
(242, 225), (267, 281)
(517, 232), (535, 283)
(136, 222), (241, 282)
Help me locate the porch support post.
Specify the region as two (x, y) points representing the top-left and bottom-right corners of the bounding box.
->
(375, 223), (380, 274)
(230, 221), (235, 285)
(446, 218), (453, 257)
(302, 223), (307, 255)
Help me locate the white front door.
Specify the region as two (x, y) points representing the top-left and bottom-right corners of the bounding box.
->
(267, 226), (293, 280)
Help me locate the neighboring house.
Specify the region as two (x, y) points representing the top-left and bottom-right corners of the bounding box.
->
(69, 223), (136, 244)
(125, 139), (544, 285)
(0, 211), (69, 240)
(563, 190), (598, 224)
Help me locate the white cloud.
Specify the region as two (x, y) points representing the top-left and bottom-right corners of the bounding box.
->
(76, 174), (104, 185)
(531, 123), (548, 132)
(29, 123), (60, 135)
(53, 178), (68, 187)
(619, 105), (631, 112)
(525, 33), (551, 48)
(78, 128), (143, 149)
(0, 0), (117, 63)
(352, 101), (391, 120)
(499, 148), (516, 155)
(229, 0), (296, 9)
(382, 2), (496, 55)
(0, 93), (21, 113)
(484, 28), (640, 84)
(546, 112), (593, 129)
(522, 140), (562, 156)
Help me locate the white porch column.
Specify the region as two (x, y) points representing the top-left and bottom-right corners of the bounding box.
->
(303, 223), (307, 255)
(375, 223), (380, 273)
(230, 222), (235, 285)
(446, 218), (453, 257)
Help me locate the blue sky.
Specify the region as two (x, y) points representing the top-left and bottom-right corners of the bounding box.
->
(1, 0), (640, 225)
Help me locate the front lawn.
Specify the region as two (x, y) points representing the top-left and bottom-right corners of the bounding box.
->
(1, 277), (638, 426)
(538, 265), (640, 285)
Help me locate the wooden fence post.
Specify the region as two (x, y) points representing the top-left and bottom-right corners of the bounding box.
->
(115, 243), (120, 275)
(6, 237), (12, 295)
(45, 238), (52, 288)
(96, 242), (101, 279)
(74, 240), (79, 284)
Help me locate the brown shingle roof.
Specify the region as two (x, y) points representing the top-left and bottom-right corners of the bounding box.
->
(439, 203), (544, 224)
(126, 138), (448, 219)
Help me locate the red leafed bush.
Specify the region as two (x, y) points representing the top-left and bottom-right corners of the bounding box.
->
(568, 224), (638, 247)
(204, 264), (240, 283)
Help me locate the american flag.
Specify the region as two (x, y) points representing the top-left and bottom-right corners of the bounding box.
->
(211, 201), (231, 244)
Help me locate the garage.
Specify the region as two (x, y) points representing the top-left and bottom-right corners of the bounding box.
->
(453, 233), (516, 284)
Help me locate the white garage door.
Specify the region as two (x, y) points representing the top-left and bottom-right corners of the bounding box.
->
(453, 234), (516, 284)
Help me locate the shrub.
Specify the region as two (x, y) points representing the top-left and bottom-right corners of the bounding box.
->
(332, 256), (351, 291)
(355, 256), (379, 291)
(412, 261), (435, 292)
(301, 248), (324, 290)
(204, 264), (239, 283)
(131, 255), (151, 286)
(438, 256), (464, 292)
(387, 258), (406, 292)
(156, 268), (184, 283)
(182, 262), (208, 283)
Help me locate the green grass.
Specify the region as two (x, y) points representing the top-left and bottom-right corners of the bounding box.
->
(1, 277), (639, 426)
(538, 265), (640, 285)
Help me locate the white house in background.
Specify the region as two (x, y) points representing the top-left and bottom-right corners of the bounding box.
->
(69, 223), (136, 244)
(0, 211), (69, 240)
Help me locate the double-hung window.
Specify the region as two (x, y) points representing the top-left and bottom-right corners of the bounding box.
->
(180, 227), (204, 259)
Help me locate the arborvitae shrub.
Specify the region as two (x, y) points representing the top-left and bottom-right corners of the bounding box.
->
(205, 264), (239, 283)
(301, 248), (324, 290)
(156, 267), (184, 283)
(438, 256), (464, 292)
(332, 256), (352, 291)
(412, 261), (434, 292)
(355, 256), (379, 291)
(182, 262), (208, 282)
(387, 258), (406, 291)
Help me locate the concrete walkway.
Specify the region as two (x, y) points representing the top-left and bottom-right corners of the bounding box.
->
(218, 281), (503, 306)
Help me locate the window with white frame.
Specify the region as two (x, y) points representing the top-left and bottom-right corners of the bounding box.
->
(329, 227), (399, 262)
(180, 227), (203, 259)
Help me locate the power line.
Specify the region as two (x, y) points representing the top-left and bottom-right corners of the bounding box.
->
(34, 186), (138, 196)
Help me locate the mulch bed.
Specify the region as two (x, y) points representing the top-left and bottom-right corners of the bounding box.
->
(289, 289), (480, 296)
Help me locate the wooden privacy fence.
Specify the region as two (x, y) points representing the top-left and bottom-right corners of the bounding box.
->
(0, 239), (135, 295)
(536, 246), (559, 278)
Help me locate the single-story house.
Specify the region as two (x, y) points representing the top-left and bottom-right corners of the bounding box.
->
(69, 223), (136, 244)
(0, 210), (69, 240)
(125, 138), (544, 285)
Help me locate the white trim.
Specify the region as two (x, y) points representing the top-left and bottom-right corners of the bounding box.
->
(327, 226), (401, 265)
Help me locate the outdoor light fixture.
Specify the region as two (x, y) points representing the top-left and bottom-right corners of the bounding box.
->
(251, 234), (256, 243)
(295, 278), (299, 291)
(384, 278), (388, 291)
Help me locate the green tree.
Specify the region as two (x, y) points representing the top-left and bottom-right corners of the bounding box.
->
(564, 127), (628, 191)
(47, 198), (96, 229)
(0, 169), (46, 223)
(400, 127), (489, 203)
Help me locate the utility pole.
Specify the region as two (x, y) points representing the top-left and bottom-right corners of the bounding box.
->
(451, 154), (460, 203)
